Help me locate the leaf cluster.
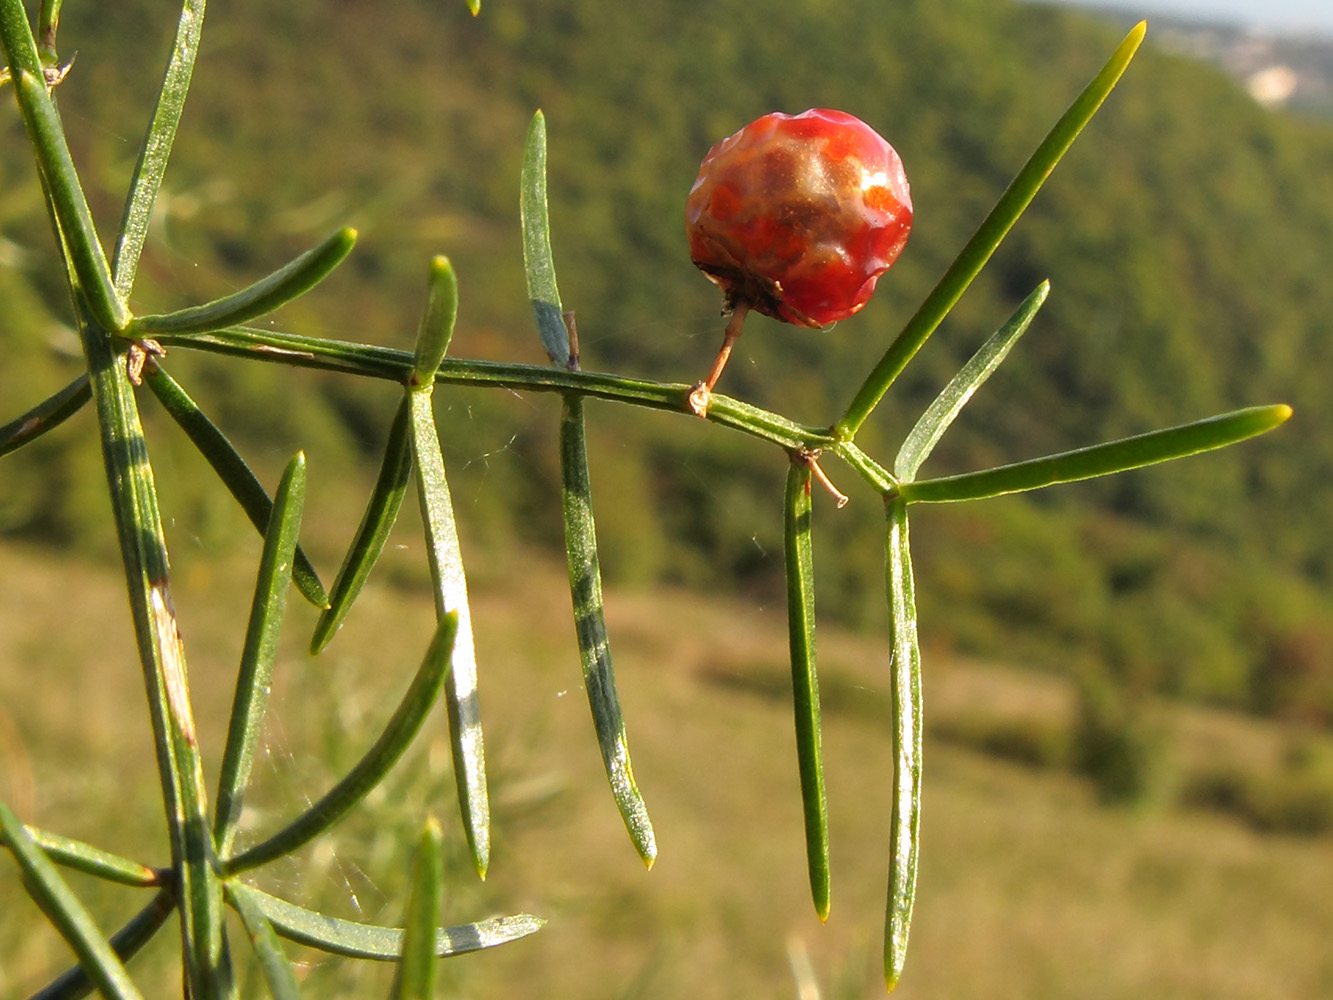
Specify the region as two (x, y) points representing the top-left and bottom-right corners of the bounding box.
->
(0, 0), (1304, 994)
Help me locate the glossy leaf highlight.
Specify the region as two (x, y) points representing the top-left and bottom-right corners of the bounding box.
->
(230, 883), (543, 960)
(560, 394), (656, 865)
(410, 390), (491, 877)
(111, 0), (206, 297)
(900, 405), (1292, 504)
(883, 498), (923, 991)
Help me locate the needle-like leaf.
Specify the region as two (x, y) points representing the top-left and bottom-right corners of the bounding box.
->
(409, 391), (491, 878)
(0, 803), (145, 1000)
(783, 461), (830, 921)
(311, 399), (413, 652)
(895, 281), (1049, 481)
(4, 824), (158, 887)
(560, 394), (656, 865)
(521, 110), (571, 367)
(226, 881), (303, 1000)
(144, 365), (328, 608)
(389, 818), (444, 1000)
(227, 882), (543, 959)
(76, 308), (227, 1000)
(837, 23), (1146, 438)
(0, 374), (90, 457)
(221, 612), (458, 875)
(133, 227), (356, 335)
(883, 498), (923, 992)
(899, 404), (1293, 504)
(215, 453), (307, 856)
(111, 0), (206, 297)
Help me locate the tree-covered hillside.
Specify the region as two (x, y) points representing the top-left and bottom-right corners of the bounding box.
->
(2, 0), (1330, 718)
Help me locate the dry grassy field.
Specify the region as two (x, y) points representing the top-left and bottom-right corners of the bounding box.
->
(2, 537), (1331, 998)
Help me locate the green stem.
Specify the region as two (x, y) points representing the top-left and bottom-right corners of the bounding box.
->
(78, 316), (228, 999)
(7, 68), (130, 332)
(0, 0), (42, 77)
(157, 328), (839, 453)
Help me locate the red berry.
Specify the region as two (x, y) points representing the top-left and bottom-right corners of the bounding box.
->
(686, 108), (913, 327)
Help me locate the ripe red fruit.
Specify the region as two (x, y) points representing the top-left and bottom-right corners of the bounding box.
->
(687, 108), (913, 328)
(685, 108), (912, 415)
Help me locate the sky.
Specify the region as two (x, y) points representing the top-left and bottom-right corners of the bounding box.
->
(1039, 0), (1333, 34)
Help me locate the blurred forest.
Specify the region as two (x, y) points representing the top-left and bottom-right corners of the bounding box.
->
(2, 0), (1330, 723)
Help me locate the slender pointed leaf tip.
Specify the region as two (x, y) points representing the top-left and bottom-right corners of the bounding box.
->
(134, 226), (357, 335)
(783, 461), (830, 920)
(836, 22), (1145, 439)
(895, 281), (1050, 481)
(411, 256), (459, 387)
(559, 394), (657, 865)
(392, 817), (445, 1000)
(900, 404), (1292, 504)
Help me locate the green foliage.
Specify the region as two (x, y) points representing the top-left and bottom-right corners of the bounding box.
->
(0, 0), (1304, 994)
(1072, 670), (1171, 807)
(3, 0), (1328, 721)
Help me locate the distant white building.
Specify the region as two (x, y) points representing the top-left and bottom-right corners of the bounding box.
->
(1247, 64), (1300, 105)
